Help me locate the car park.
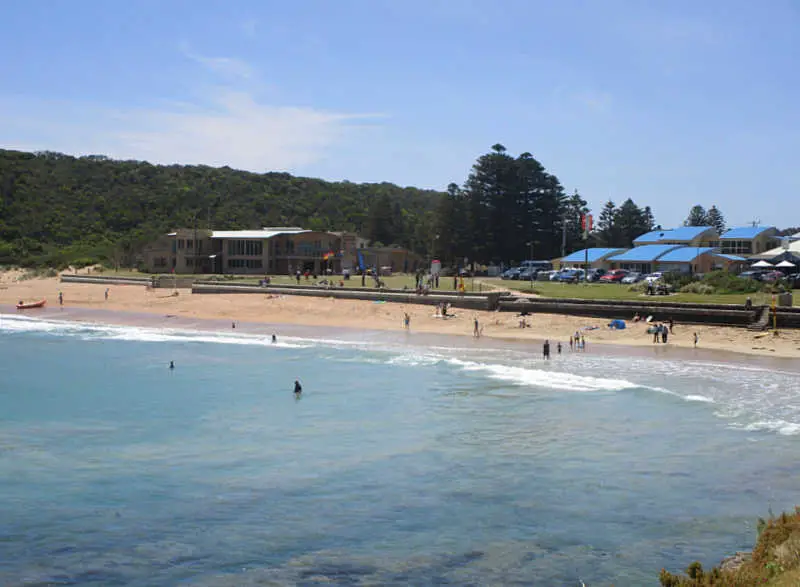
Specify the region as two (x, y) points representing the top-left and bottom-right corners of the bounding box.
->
(586, 268), (606, 282)
(599, 269), (628, 283)
(738, 270), (767, 281)
(501, 267), (521, 280)
(621, 272), (643, 284)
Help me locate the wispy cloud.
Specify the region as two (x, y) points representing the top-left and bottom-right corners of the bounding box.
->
(0, 45), (384, 172)
(180, 44), (255, 80)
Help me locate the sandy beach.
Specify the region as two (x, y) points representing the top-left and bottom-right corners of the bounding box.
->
(2, 270), (799, 360)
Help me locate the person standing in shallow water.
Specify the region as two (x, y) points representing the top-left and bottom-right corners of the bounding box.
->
(169, 361), (174, 370)
(557, 341), (562, 355)
(294, 380), (302, 396)
(473, 317), (480, 338)
(543, 340), (551, 360)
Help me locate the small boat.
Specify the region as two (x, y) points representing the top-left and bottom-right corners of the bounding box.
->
(16, 299), (46, 310)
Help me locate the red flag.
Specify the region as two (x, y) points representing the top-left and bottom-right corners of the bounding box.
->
(588, 214), (594, 232)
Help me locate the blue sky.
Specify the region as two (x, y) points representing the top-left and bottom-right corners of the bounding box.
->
(1, 0), (798, 228)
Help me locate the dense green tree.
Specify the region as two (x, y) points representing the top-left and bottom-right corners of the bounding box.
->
(0, 149), (442, 266)
(561, 189), (589, 255)
(455, 145), (567, 263)
(615, 198), (654, 247)
(593, 199), (655, 248)
(595, 201), (621, 247)
(685, 205), (709, 227)
(705, 205), (726, 234)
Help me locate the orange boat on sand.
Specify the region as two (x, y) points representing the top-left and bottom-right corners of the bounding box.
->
(16, 299), (47, 310)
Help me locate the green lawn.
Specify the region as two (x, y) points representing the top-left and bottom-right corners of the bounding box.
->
(480, 277), (796, 306)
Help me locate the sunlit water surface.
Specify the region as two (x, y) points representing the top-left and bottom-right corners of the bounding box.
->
(1, 315), (799, 586)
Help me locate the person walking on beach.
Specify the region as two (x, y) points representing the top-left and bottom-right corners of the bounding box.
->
(104, 288), (109, 301)
(693, 332), (699, 348)
(668, 318), (674, 334)
(569, 336), (574, 351)
(473, 317), (480, 338)
(661, 326), (668, 344)
(543, 340), (551, 360)
(58, 291), (63, 306)
(403, 312), (411, 330)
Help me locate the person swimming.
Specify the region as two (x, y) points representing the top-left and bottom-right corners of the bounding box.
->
(294, 380), (302, 395)
(271, 334), (277, 343)
(169, 361), (174, 369)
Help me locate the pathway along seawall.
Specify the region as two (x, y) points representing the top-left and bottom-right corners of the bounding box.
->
(192, 283), (500, 311)
(499, 297), (800, 328)
(60, 274), (154, 286)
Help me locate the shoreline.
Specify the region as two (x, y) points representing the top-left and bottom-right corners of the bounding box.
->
(1, 275), (799, 363)
(3, 302), (799, 373)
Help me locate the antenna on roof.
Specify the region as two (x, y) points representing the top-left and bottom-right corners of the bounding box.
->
(752, 219), (760, 227)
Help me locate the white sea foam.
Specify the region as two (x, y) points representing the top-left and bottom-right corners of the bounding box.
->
(743, 420), (800, 436)
(685, 395), (715, 403)
(445, 358), (641, 392)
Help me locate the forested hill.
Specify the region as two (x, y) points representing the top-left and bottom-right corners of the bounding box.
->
(0, 149), (443, 267)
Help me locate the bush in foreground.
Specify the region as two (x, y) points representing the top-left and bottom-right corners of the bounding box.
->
(659, 508), (800, 586)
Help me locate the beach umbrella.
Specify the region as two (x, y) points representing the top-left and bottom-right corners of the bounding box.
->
(776, 260), (796, 268)
(751, 260), (774, 268)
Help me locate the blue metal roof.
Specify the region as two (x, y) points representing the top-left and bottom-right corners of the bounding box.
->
(560, 248), (626, 263)
(633, 229), (673, 244)
(719, 225), (775, 240)
(714, 253), (747, 261)
(657, 247), (714, 263)
(608, 245), (681, 262)
(633, 226), (715, 244)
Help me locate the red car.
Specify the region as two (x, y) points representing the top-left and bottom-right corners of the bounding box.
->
(599, 269), (629, 283)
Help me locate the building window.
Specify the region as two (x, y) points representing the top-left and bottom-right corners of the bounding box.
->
(226, 240), (263, 256)
(187, 239), (193, 249)
(721, 240), (752, 255)
(227, 259), (263, 269)
(178, 239), (184, 249)
(185, 258), (193, 267)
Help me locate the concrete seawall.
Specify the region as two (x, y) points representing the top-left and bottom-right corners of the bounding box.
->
(498, 297), (800, 328)
(192, 283), (497, 310)
(61, 275), (153, 286)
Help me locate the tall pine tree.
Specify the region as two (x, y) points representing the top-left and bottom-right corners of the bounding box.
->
(685, 205), (709, 227)
(706, 205), (726, 234)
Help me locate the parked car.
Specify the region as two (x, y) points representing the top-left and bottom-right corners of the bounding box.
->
(518, 268), (537, 281)
(536, 270), (555, 281)
(599, 269), (628, 283)
(586, 268), (606, 282)
(501, 267), (521, 280)
(738, 270), (766, 281)
(760, 271), (784, 283)
(786, 273), (800, 289)
(549, 269), (565, 281)
(557, 269), (585, 283)
(621, 272), (643, 284)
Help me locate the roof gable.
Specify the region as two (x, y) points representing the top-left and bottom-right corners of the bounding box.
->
(608, 244), (682, 262)
(720, 226), (775, 240)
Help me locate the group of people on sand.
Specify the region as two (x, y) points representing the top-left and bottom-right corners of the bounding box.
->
(434, 303), (451, 318)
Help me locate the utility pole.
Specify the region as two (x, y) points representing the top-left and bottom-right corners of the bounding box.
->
(561, 215), (568, 258)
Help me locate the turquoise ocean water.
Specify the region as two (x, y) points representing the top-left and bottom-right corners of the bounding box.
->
(1, 314), (799, 586)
